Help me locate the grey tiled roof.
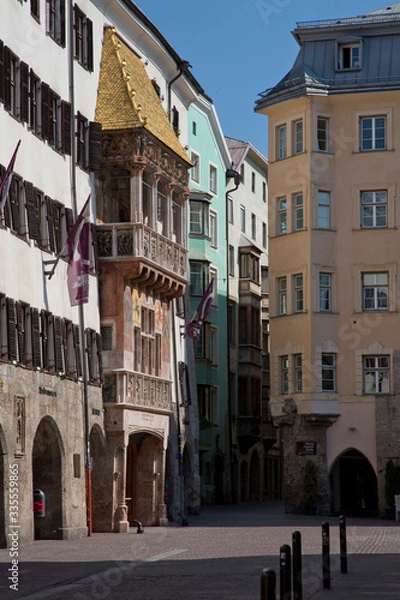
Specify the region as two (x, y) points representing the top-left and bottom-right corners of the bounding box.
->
(255, 4), (400, 109)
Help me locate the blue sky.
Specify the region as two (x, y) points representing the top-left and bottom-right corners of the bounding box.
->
(135, 0), (389, 156)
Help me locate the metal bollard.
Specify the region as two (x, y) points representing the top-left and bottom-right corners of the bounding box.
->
(322, 522), (331, 589)
(339, 515), (348, 574)
(292, 530), (302, 600)
(280, 544), (292, 600)
(261, 567), (276, 600)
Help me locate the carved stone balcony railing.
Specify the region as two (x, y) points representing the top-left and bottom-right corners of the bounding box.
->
(96, 223), (187, 281)
(103, 371), (172, 412)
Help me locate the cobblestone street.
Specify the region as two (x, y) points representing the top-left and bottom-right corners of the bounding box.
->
(1, 502), (400, 600)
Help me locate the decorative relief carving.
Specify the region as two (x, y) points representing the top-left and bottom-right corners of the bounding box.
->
(14, 396), (25, 454)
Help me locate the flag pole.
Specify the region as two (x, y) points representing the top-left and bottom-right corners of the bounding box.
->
(68, 0), (92, 535)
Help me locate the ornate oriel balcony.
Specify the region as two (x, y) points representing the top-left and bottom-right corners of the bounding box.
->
(103, 371), (171, 412)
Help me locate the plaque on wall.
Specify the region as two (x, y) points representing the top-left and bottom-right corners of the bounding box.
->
(296, 439), (317, 456)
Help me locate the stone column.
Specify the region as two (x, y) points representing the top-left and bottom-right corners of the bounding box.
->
(114, 445), (130, 533)
(130, 164), (144, 223)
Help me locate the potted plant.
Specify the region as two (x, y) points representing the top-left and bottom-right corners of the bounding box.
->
(303, 459), (318, 515)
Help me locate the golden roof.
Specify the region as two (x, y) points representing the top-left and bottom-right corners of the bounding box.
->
(95, 28), (190, 164)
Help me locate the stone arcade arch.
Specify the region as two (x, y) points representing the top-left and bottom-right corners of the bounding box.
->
(32, 417), (64, 539)
(330, 448), (378, 516)
(126, 432), (165, 526)
(0, 426), (7, 547)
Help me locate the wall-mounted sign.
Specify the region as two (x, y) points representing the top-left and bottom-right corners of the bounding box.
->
(296, 440), (317, 456)
(38, 387), (57, 397)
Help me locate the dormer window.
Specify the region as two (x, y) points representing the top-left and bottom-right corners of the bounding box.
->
(337, 41), (361, 70)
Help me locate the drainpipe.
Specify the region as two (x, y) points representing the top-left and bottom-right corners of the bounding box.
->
(167, 60), (191, 123)
(68, 0), (92, 535)
(225, 167), (241, 503)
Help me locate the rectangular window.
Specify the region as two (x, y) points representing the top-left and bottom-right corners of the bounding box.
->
(76, 112), (89, 169)
(190, 261), (209, 296)
(319, 273), (331, 312)
(293, 119), (303, 154)
(262, 181), (266, 203)
(209, 326), (218, 366)
(294, 193), (303, 230)
(228, 245), (234, 276)
(262, 222), (267, 248)
(73, 4), (94, 71)
(361, 190), (387, 228)
(317, 117), (329, 152)
(198, 385), (217, 426)
(363, 356), (389, 394)
(317, 191), (330, 229)
(278, 125), (287, 159)
(360, 116), (386, 151)
(281, 355), (289, 394)
(228, 197), (233, 224)
(29, 70), (41, 136)
(321, 354), (335, 391)
(210, 210), (217, 248)
(251, 171), (255, 193)
(46, 0), (66, 47)
(240, 205), (245, 233)
(362, 272), (388, 311)
(190, 151), (200, 182)
(251, 213), (256, 239)
(261, 268), (268, 294)
(209, 164), (217, 194)
(278, 277), (287, 315)
(294, 274), (303, 313)
(294, 354), (302, 393)
(278, 197), (287, 234)
(4, 49), (19, 118)
(338, 43), (360, 69)
(189, 200), (209, 236)
(31, 0), (40, 20)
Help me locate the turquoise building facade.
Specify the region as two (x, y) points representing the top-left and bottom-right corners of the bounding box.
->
(187, 97), (232, 503)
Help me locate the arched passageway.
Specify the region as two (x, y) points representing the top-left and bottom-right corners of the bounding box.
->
(32, 417), (63, 539)
(331, 449), (378, 516)
(126, 432), (164, 526)
(250, 450), (261, 501)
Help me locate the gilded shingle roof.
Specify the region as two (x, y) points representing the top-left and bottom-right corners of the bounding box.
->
(96, 28), (190, 164)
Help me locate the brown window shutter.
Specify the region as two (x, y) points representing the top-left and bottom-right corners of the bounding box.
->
(73, 324), (82, 378)
(25, 181), (40, 241)
(90, 222), (98, 274)
(86, 329), (93, 382)
(6, 298), (17, 362)
(89, 121), (102, 172)
(45, 196), (56, 252)
(54, 316), (64, 373)
(16, 302), (25, 365)
(86, 18), (93, 72)
(0, 41), (5, 104)
(96, 332), (102, 384)
(41, 82), (50, 140)
(20, 61), (29, 123)
(41, 310), (49, 370)
(9, 179), (20, 234)
(60, 0), (66, 47)
(61, 100), (72, 155)
(4, 46), (11, 111)
(53, 201), (62, 254)
(31, 308), (42, 369)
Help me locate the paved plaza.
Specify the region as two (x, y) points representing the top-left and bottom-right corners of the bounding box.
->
(1, 502), (400, 599)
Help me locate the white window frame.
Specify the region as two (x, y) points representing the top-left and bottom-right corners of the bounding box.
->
(278, 197), (287, 234)
(319, 273), (332, 312)
(190, 151), (200, 182)
(294, 354), (302, 393)
(240, 205), (245, 233)
(278, 277), (287, 315)
(363, 356), (390, 394)
(317, 191), (330, 229)
(317, 117), (329, 152)
(361, 190), (387, 228)
(294, 274), (303, 313)
(294, 193), (303, 230)
(362, 272), (388, 311)
(281, 355), (289, 394)
(210, 209), (218, 248)
(189, 200), (209, 236)
(251, 213), (256, 239)
(321, 353), (336, 392)
(337, 43), (361, 70)
(278, 124), (287, 159)
(360, 116), (386, 151)
(293, 119), (303, 154)
(209, 164), (218, 194)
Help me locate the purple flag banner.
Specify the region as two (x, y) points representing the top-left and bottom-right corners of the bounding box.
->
(66, 196), (91, 306)
(186, 277), (215, 340)
(0, 140), (21, 214)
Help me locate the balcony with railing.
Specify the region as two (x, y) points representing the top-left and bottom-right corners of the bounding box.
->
(103, 371), (172, 413)
(96, 222), (187, 285)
